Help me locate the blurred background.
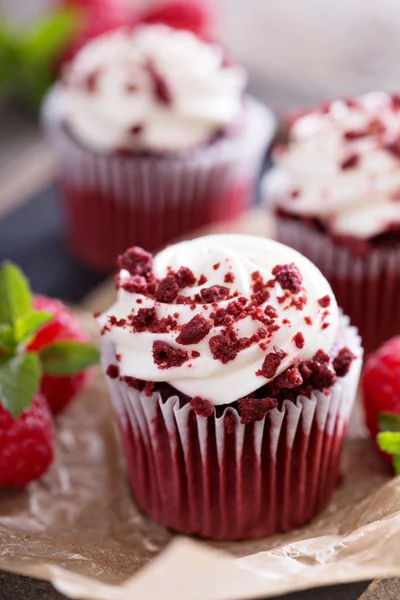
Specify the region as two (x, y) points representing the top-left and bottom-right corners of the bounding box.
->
(1, 0), (400, 299)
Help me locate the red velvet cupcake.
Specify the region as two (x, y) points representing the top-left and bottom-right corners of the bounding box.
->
(43, 25), (275, 272)
(98, 234), (362, 540)
(263, 92), (400, 353)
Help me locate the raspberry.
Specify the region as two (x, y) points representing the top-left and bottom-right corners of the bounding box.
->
(140, 0), (214, 40)
(0, 394), (54, 487)
(29, 295), (89, 415)
(362, 336), (400, 438)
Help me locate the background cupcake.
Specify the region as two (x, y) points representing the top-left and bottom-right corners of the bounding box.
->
(98, 234), (362, 540)
(264, 92), (400, 354)
(43, 25), (275, 272)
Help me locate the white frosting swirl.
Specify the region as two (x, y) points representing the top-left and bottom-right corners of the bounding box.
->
(99, 235), (338, 405)
(264, 92), (400, 239)
(60, 25), (246, 154)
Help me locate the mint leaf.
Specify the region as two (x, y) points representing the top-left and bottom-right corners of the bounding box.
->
(23, 8), (78, 64)
(15, 311), (54, 345)
(0, 262), (32, 333)
(0, 324), (17, 353)
(393, 455), (400, 476)
(0, 353), (41, 418)
(378, 412), (400, 432)
(377, 431), (400, 455)
(39, 341), (100, 375)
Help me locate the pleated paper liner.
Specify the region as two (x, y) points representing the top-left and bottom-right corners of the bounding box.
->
(43, 90), (276, 272)
(102, 315), (362, 540)
(276, 215), (400, 354)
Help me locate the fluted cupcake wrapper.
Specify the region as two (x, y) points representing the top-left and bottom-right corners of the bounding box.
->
(43, 89), (275, 272)
(276, 215), (400, 354)
(101, 315), (362, 540)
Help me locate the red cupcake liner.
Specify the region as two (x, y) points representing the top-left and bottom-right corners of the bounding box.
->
(276, 215), (400, 354)
(43, 91), (275, 272)
(102, 316), (362, 540)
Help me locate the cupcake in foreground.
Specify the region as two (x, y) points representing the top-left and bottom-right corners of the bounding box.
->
(263, 92), (400, 353)
(43, 25), (275, 272)
(98, 234), (362, 540)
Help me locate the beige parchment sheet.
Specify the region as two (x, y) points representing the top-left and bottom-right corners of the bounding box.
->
(0, 309), (399, 600)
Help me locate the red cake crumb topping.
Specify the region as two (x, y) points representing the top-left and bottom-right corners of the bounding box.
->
(118, 247), (153, 276)
(265, 305), (278, 319)
(157, 274), (179, 303)
(272, 263), (303, 294)
(273, 346), (287, 359)
(93, 311), (101, 318)
(260, 352), (282, 378)
(147, 60), (172, 105)
(200, 285), (229, 303)
(209, 331), (239, 364)
(340, 154), (359, 170)
(191, 350), (200, 358)
(130, 307), (156, 332)
(190, 397), (214, 417)
(291, 188), (300, 198)
(130, 124), (143, 135)
(384, 141), (400, 158)
(108, 316), (126, 327)
(238, 397), (278, 424)
(293, 332), (305, 348)
(224, 272), (235, 283)
(116, 354), (121, 362)
(84, 70), (99, 93)
(176, 314), (212, 345)
(304, 316), (313, 325)
(175, 266), (196, 288)
(123, 376), (144, 390)
(318, 295), (331, 308)
(198, 274), (207, 285)
(224, 413), (237, 434)
(213, 262), (220, 270)
(333, 347), (356, 377)
(152, 341), (189, 369)
(106, 364), (119, 379)
(343, 130), (368, 141)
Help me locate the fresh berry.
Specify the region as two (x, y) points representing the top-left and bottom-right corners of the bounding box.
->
(362, 336), (400, 439)
(140, 0), (214, 40)
(0, 394), (54, 487)
(57, 0), (137, 65)
(29, 295), (90, 415)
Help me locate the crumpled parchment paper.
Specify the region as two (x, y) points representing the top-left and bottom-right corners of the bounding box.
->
(0, 310), (399, 600)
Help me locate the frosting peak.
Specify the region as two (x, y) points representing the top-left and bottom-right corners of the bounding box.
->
(61, 25), (246, 154)
(264, 92), (400, 239)
(99, 235), (338, 404)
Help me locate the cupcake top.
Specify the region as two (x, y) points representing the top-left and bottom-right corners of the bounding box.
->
(60, 25), (246, 154)
(265, 92), (400, 239)
(98, 234), (345, 405)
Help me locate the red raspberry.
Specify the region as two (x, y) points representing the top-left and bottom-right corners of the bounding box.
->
(29, 295), (89, 415)
(141, 0), (214, 40)
(0, 394), (54, 487)
(57, 0), (138, 66)
(362, 336), (400, 441)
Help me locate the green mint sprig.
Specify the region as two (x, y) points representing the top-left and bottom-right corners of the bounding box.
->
(377, 412), (400, 475)
(0, 261), (99, 418)
(0, 9), (79, 110)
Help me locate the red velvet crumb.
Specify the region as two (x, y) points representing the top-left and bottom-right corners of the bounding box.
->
(273, 346), (287, 359)
(265, 305), (278, 319)
(123, 376), (144, 390)
(224, 272), (235, 283)
(260, 352), (282, 378)
(190, 397), (214, 417)
(152, 341), (189, 369)
(340, 154), (359, 170)
(272, 263), (303, 294)
(117, 247), (153, 276)
(106, 364), (119, 379)
(238, 397), (278, 424)
(209, 330), (239, 364)
(157, 274), (179, 303)
(176, 314), (212, 345)
(318, 295), (331, 308)
(147, 60), (172, 105)
(213, 262), (220, 270)
(293, 332), (305, 349)
(200, 285), (229, 303)
(130, 124), (143, 135)
(198, 274), (208, 285)
(274, 366), (303, 389)
(175, 266), (196, 288)
(304, 316), (312, 325)
(93, 311), (101, 318)
(224, 413), (237, 434)
(130, 307), (156, 332)
(333, 347), (356, 377)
